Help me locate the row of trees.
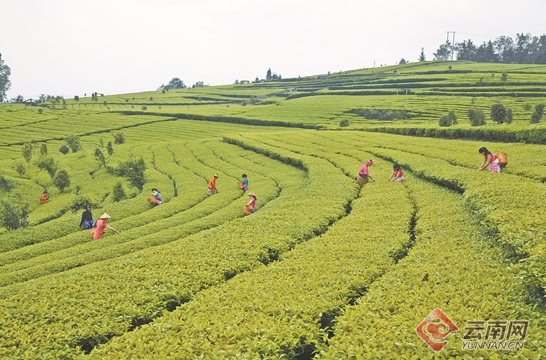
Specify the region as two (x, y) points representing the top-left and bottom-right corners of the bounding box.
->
(439, 103), (544, 127)
(433, 33), (546, 64)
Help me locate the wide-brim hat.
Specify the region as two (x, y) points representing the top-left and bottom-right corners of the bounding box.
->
(100, 213), (111, 219)
(248, 192), (255, 197)
(214, 173), (219, 178)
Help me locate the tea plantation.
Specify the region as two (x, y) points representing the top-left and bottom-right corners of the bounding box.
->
(0, 61), (545, 359)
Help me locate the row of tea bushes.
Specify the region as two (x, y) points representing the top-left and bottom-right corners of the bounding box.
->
(83, 153), (415, 359)
(0, 140), (284, 288)
(369, 146), (546, 303)
(354, 131), (546, 182)
(0, 138), (357, 359)
(317, 177), (546, 359)
(0, 141), (207, 260)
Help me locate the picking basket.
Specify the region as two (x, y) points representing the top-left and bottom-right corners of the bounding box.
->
(356, 175), (369, 185)
(495, 152), (507, 168)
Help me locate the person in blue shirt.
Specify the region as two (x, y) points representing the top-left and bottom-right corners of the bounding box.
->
(239, 174), (249, 192)
(151, 188), (163, 205)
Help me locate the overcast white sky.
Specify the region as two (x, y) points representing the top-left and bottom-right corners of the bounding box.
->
(2, 0), (545, 100)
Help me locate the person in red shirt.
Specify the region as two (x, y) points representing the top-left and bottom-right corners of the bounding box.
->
(92, 213), (120, 241)
(207, 174), (219, 195)
(388, 163), (405, 182)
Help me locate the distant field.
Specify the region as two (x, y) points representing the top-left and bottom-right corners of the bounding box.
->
(0, 61), (545, 359)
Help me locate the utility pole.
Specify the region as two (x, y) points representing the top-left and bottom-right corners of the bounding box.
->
(446, 31), (456, 60)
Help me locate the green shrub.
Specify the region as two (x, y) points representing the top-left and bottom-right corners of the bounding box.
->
(447, 110), (458, 125)
(530, 111), (541, 123)
(59, 144), (70, 155)
(64, 135), (82, 153)
(40, 143), (48, 155)
(52, 169), (71, 192)
(348, 108), (409, 120)
(501, 72), (508, 81)
(113, 132), (125, 145)
(536, 103), (545, 118)
(14, 162), (26, 177)
(35, 156), (58, 178)
(106, 141), (114, 155)
(112, 181), (126, 202)
(0, 175), (15, 191)
(490, 103), (507, 124)
(22, 142), (33, 163)
(339, 119), (350, 127)
(94, 148), (106, 165)
(506, 108), (513, 124)
(438, 115), (451, 127)
(468, 107), (486, 126)
(0, 195), (29, 230)
(116, 157), (146, 191)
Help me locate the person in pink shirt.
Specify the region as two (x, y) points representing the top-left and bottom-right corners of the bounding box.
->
(477, 147), (500, 173)
(356, 159), (375, 185)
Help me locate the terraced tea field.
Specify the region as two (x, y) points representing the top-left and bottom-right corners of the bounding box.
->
(0, 61), (545, 359)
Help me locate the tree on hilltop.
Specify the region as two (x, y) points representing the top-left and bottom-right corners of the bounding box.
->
(159, 78), (186, 91)
(0, 53), (11, 102)
(418, 48), (426, 61)
(167, 77), (186, 89)
(265, 68), (280, 81)
(436, 32), (546, 64)
(455, 40), (477, 60)
(433, 41), (452, 60)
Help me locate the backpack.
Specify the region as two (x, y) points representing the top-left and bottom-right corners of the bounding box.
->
(83, 219), (94, 230)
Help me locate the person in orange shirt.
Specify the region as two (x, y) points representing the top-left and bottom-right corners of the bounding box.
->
(39, 190), (48, 204)
(207, 174), (219, 195)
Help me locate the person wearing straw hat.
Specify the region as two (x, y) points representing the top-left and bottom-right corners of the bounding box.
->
(243, 192), (256, 215)
(207, 174), (219, 196)
(92, 213), (120, 241)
